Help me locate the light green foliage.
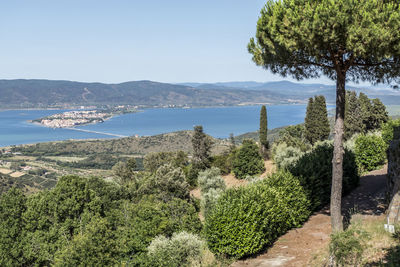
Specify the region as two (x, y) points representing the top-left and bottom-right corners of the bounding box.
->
(144, 151), (188, 173)
(354, 134), (387, 172)
(382, 118), (400, 145)
(259, 105), (269, 158)
(272, 142), (304, 170)
(288, 142), (359, 210)
(232, 139), (265, 179)
(198, 168), (226, 218)
(198, 167), (226, 193)
(204, 171), (310, 258)
(330, 225), (369, 266)
(147, 231), (206, 267)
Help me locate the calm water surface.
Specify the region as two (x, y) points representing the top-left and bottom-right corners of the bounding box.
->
(0, 105), (319, 147)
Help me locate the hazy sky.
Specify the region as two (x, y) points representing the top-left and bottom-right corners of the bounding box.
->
(0, 1), (335, 84)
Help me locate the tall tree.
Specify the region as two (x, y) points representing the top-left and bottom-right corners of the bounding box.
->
(192, 125), (213, 170)
(304, 97), (316, 144)
(314, 95), (330, 142)
(248, 0), (400, 232)
(344, 91), (365, 140)
(370, 98), (389, 130)
(359, 92), (373, 131)
(259, 105), (269, 158)
(305, 96), (329, 144)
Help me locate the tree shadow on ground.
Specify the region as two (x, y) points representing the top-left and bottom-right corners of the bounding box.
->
(367, 244), (400, 266)
(341, 170), (387, 229)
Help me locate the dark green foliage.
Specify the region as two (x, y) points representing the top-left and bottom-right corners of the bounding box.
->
(232, 139), (265, 179)
(204, 171), (310, 258)
(304, 98), (315, 144)
(259, 105), (269, 158)
(359, 92), (373, 130)
(277, 124), (310, 152)
(0, 174), (201, 265)
(211, 152), (233, 175)
(57, 154), (120, 169)
(192, 126), (213, 170)
(229, 133), (236, 152)
(0, 188), (27, 266)
(288, 142), (359, 211)
(185, 163), (202, 187)
(354, 134), (387, 172)
(382, 119), (400, 145)
(345, 91), (365, 140)
(304, 96), (329, 144)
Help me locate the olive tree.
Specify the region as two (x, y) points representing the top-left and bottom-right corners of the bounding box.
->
(249, 0), (400, 231)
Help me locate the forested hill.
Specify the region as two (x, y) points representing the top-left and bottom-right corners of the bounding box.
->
(0, 79), (288, 108)
(1, 79), (400, 108)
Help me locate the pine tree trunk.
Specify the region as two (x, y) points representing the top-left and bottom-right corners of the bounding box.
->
(331, 71), (346, 232)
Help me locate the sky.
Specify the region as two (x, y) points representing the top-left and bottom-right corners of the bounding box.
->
(0, 1), (342, 85)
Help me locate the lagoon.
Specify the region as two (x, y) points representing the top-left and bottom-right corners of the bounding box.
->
(0, 105), (319, 147)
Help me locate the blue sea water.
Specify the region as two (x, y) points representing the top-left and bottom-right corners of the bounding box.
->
(0, 105), (324, 147)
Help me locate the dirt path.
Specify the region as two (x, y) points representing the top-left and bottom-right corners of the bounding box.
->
(232, 166), (388, 267)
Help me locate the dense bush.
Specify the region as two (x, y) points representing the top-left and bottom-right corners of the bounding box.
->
(232, 139), (265, 179)
(354, 134), (387, 172)
(381, 118), (400, 145)
(288, 141), (359, 211)
(204, 171), (310, 258)
(272, 142), (304, 170)
(144, 151), (188, 173)
(147, 232), (206, 267)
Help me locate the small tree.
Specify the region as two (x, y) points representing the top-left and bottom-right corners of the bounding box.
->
(259, 105), (269, 159)
(370, 98), (389, 130)
(232, 139), (265, 179)
(249, 0), (400, 232)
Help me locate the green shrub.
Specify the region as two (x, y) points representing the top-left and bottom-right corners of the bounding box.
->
(272, 142), (304, 170)
(329, 226), (369, 266)
(288, 142), (359, 211)
(211, 153), (232, 175)
(204, 171), (310, 258)
(354, 134), (387, 172)
(381, 118), (400, 145)
(232, 139), (265, 179)
(147, 231), (206, 267)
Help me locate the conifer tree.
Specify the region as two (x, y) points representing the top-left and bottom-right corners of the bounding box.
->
(359, 92), (373, 131)
(192, 125), (213, 170)
(304, 97), (316, 144)
(314, 95), (330, 142)
(259, 105), (269, 159)
(344, 91), (365, 140)
(370, 98), (389, 130)
(229, 133), (236, 153)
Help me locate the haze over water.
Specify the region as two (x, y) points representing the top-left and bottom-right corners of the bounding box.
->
(0, 105), (324, 147)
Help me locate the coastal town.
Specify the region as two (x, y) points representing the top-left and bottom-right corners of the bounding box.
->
(32, 106), (137, 128)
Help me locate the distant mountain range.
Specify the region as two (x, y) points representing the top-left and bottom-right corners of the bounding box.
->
(0, 79), (399, 109)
